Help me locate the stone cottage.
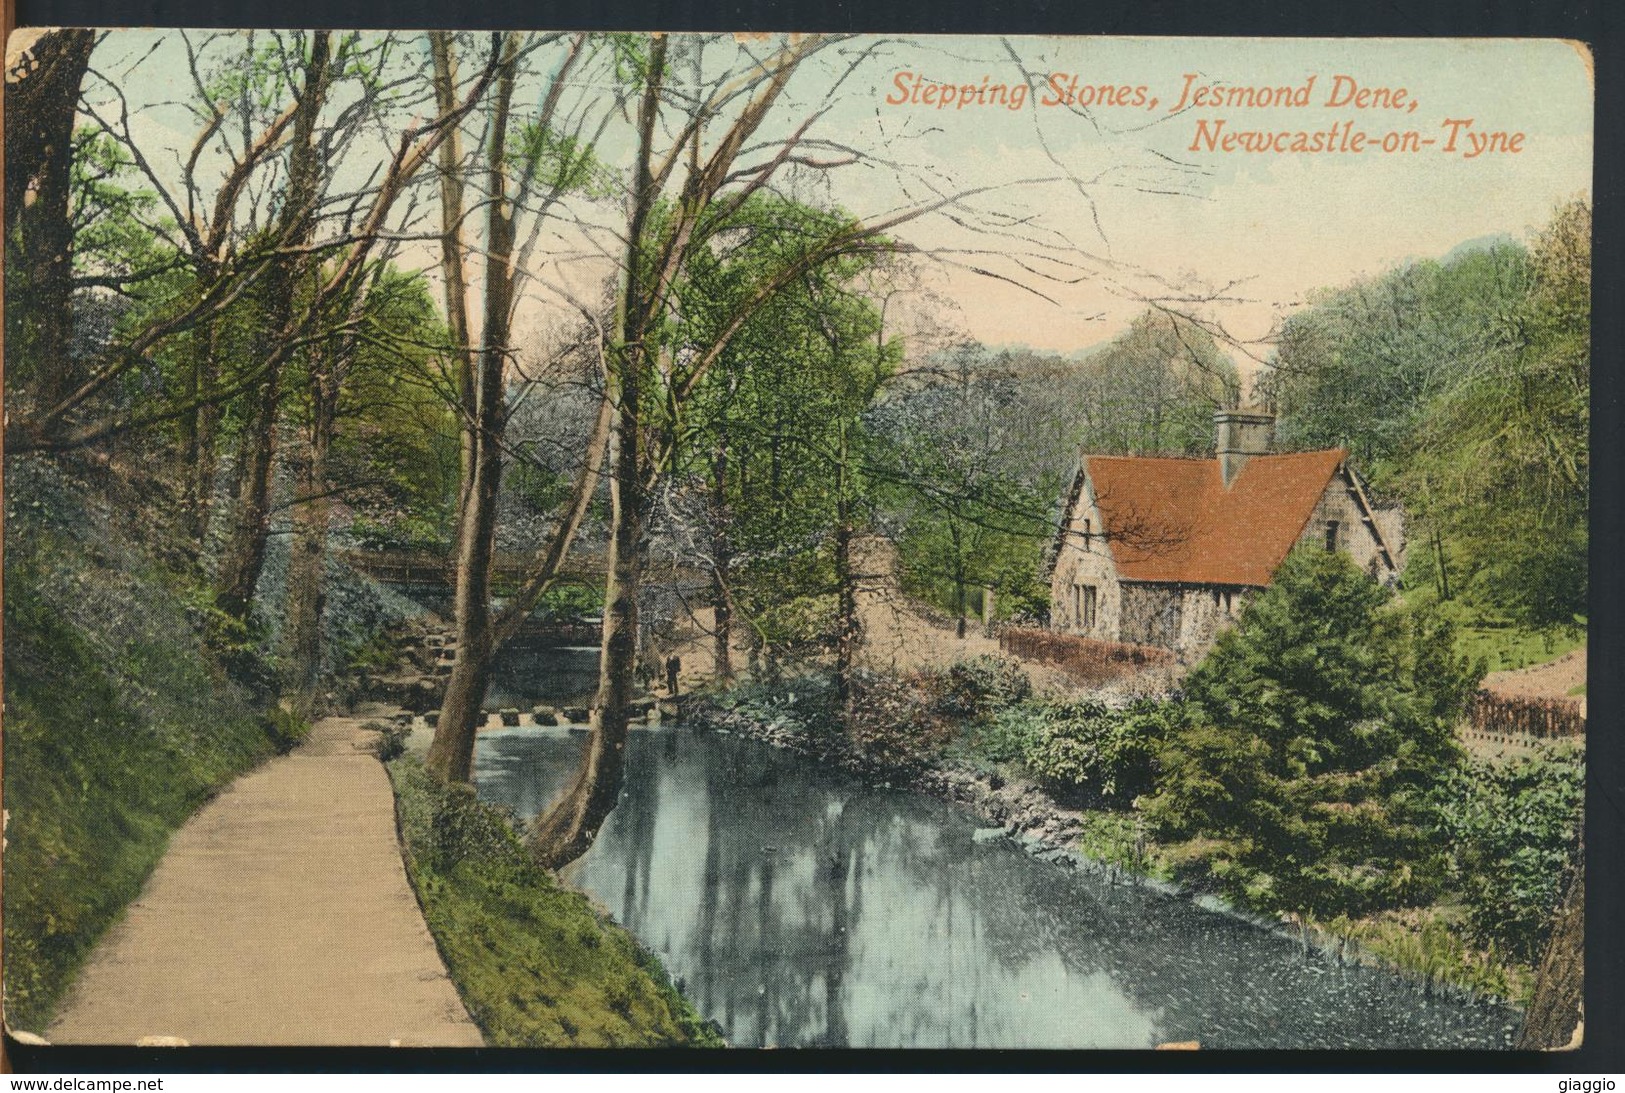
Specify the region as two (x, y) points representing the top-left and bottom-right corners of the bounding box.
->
(1048, 410), (1402, 658)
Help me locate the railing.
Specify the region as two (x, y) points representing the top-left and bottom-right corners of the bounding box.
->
(998, 626), (1174, 685)
(1466, 690), (1585, 741)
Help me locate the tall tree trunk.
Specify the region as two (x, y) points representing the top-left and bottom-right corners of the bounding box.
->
(181, 323), (222, 557)
(708, 440), (734, 683)
(215, 364), (284, 623)
(425, 403), (503, 780)
(279, 387), (335, 701)
(426, 33), (520, 783)
(833, 423), (858, 712)
(528, 465), (645, 868)
(213, 33), (333, 628)
(950, 521), (968, 639)
(428, 32), (478, 559)
(4, 29), (94, 417)
(529, 35), (666, 870)
(1433, 525), (1452, 601)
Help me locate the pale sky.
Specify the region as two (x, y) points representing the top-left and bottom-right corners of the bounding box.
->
(803, 36), (1593, 373)
(81, 32), (1593, 385)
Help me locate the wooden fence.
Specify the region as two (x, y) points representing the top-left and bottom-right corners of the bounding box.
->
(998, 627), (1174, 685)
(1467, 690), (1585, 741)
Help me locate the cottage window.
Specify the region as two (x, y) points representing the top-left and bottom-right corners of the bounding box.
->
(1324, 520), (1339, 552)
(1081, 585), (1098, 631)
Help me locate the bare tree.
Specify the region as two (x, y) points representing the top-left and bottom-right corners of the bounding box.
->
(424, 31), (621, 782)
(525, 34), (1059, 868)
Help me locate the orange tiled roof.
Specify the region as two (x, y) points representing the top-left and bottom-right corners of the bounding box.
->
(1081, 449), (1347, 586)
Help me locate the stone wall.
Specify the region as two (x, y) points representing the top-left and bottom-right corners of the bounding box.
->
(1300, 471), (1400, 580)
(1175, 585), (1251, 654)
(1050, 486), (1123, 639)
(1118, 583), (1180, 648)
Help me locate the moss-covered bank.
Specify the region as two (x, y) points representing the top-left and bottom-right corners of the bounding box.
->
(2, 463), (280, 1031)
(387, 757), (723, 1047)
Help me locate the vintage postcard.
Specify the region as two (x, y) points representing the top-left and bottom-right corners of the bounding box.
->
(1, 30), (1592, 1052)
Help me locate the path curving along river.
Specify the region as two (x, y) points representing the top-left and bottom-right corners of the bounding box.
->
(474, 725), (1518, 1050)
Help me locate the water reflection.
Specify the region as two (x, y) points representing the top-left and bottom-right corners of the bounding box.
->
(483, 640), (599, 707)
(474, 727), (1515, 1050)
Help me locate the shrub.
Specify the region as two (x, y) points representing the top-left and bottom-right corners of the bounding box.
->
(340, 628), (403, 673)
(371, 721), (410, 761)
(1427, 745), (1583, 963)
(939, 655), (1032, 717)
(846, 673), (955, 770)
(977, 697), (1176, 806)
(262, 700), (313, 753)
(1143, 546), (1478, 917)
(711, 671), (842, 738)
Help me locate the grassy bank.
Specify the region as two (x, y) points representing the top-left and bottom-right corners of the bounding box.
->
(1456, 623), (1584, 674)
(387, 757), (723, 1047)
(2, 511), (279, 1031)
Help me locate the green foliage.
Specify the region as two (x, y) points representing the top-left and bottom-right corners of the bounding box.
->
(388, 759), (722, 1046)
(510, 121), (618, 199)
(1070, 310), (1242, 456)
(348, 514), (449, 554)
(339, 628), (404, 673)
(1307, 907), (1524, 1004)
(978, 697), (1175, 806)
(1144, 547), (1478, 916)
(752, 592), (838, 652)
(261, 700), (313, 753)
(1071, 810), (1161, 876)
(68, 129), (172, 286)
(845, 673), (957, 770)
(710, 672), (844, 738)
(669, 193), (901, 648)
(1426, 745), (1583, 963)
(524, 582), (605, 622)
(1265, 240), (1531, 470)
(868, 349), (1057, 625)
(939, 655), (1032, 718)
(1454, 620), (1584, 674)
(316, 266), (461, 550)
(2, 527), (274, 1031)
(1264, 201), (1588, 633)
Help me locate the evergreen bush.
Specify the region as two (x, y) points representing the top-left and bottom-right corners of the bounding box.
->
(1143, 546), (1480, 916)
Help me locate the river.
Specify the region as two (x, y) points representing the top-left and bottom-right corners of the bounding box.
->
(471, 723), (1518, 1050)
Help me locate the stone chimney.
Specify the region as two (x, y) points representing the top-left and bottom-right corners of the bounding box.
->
(1215, 408), (1275, 487)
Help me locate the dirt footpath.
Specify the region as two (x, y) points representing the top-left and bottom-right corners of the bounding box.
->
(46, 714), (483, 1047)
(1482, 648), (1586, 708)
